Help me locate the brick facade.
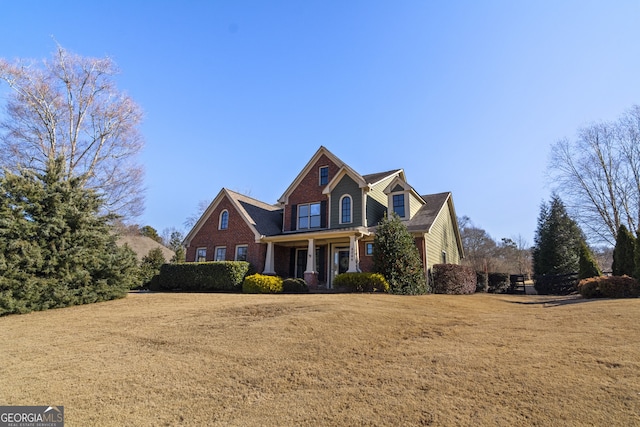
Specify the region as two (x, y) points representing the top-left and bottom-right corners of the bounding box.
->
(185, 196), (266, 273)
(358, 240), (374, 272)
(283, 154), (341, 232)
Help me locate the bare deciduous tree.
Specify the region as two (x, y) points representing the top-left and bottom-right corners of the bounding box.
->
(0, 45), (144, 218)
(549, 106), (640, 245)
(459, 216), (532, 275)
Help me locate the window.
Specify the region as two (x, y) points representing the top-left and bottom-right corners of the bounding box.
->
(219, 210), (229, 230)
(298, 203), (321, 229)
(319, 166), (329, 185)
(196, 248), (207, 262)
(215, 246), (226, 261)
(365, 242), (374, 256)
(393, 194), (405, 218)
(235, 245), (248, 261)
(340, 195), (352, 224)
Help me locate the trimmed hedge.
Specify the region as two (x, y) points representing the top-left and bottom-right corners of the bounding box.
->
(488, 272), (509, 294)
(333, 273), (390, 293)
(476, 271), (488, 293)
(242, 274), (283, 294)
(152, 261), (250, 292)
(282, 278), (309, 293)
(578, 275), (640, 298)
(432, 264), (476, 294)
(534, 273), (579, 295)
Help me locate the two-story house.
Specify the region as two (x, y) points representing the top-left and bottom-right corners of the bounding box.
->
(183, 146), (464, 289)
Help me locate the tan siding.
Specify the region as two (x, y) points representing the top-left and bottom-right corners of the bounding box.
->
(409, 193), (424, 219)
(426, 201), (461, 268)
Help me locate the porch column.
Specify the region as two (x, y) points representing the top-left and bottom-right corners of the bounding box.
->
(262, 241), (276, 275)
(347, 235), (360, 273)
(304, 238), (315, 273)
(304, 238), (319, 289)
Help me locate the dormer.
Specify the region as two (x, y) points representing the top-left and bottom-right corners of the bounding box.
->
(383, 175), (424, 220)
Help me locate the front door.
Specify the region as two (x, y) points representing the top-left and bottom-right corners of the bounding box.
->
(329, 247), (350, 288)
(295, 249), (307, 279)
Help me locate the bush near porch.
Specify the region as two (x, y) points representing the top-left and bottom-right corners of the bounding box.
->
(333, 272), (390, 293)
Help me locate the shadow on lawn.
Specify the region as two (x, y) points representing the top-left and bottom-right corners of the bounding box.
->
(503, 294), (604, 308)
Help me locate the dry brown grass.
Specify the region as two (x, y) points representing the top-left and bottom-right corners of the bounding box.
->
(1, 292), (639, 426)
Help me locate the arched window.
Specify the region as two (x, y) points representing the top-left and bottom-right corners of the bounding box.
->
(219, 210), (229, 230)
(340, 195), (352, 224)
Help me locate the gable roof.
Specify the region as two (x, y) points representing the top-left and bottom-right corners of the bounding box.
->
(406, 191), (464, 258)
(230, 190), (283, 237)
(406, 192), (451, 232)
(323, 165), (368, 195)
(277, 146), (362, 204)
(184, 188), (283, 245)
(362, 169), (403, 186)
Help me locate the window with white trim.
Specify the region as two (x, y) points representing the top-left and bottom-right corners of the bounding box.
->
(215, 246), (226, 261)
(319, 166), (329, 185)
(340, 195), (352, 224)
(392, 194), (405, 218)
(219, 210), (229, 230)
(235, 245), (248, 261)
(365, 242), (374, 256)
(298, 202), (321, 229)
(196, 248), (207, 262)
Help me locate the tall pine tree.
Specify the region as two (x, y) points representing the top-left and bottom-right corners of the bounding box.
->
(533, 195), (584, 277)
(0, 158), (139, 315)
(373, 213), (427, 294)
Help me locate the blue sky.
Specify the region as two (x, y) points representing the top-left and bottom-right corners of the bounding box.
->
(2, 1), (640, 245)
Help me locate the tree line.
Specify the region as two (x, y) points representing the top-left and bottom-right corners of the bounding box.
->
(458, 216), (532, 277)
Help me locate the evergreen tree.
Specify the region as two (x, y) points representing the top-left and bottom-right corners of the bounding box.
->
(532, 196), (584, 276)
(612, 224), (635, 276)
(578, 241), (602, 280)
(634, 229), (640, 280)
(0, 158), (139, 315)
(140, 225), (163, 243)
(373, 213), (427, 294)
(139, 247), (167, 286)
(168, 231), (186, 263)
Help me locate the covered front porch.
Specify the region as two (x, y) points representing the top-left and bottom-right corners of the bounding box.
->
(261, 228), (370, 289)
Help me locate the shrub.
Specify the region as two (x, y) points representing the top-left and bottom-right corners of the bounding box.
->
(476, 271), (488, 293)
(282, 278), (309, 293)
(242, 274), (283, 294)
(333, 273), (389, 293)
(534, 273), (579, 295)
(373, 213), (427, 294)
(578, 275), (640, 298)
(487, 273), (509, 293)
(432, 264), (476, 294)
(153, 261), (249, 292)
(138, 247), (167, 289)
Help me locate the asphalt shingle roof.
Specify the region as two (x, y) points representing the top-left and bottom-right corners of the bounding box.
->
(406, 192), (451, 232)
(225, 189), (283, 237)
